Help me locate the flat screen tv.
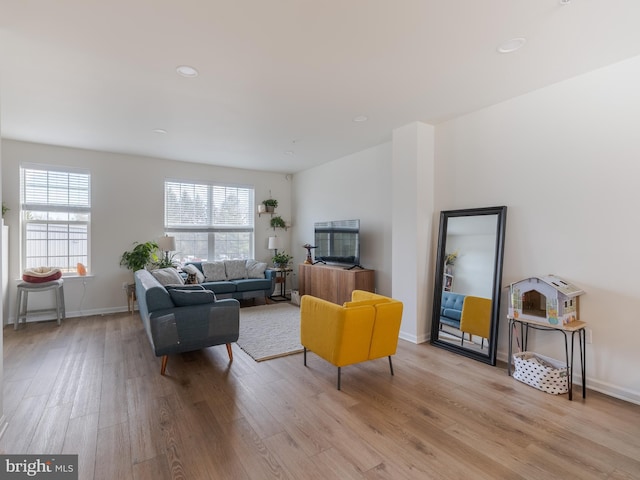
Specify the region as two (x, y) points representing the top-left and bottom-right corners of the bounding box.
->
(314, 219), (361, 268)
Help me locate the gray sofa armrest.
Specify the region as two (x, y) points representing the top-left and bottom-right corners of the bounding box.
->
(149, 298), (240, 356)
(265, 268), (276, 288)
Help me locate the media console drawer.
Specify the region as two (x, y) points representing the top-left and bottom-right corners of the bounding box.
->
(298, 263), (375, 305)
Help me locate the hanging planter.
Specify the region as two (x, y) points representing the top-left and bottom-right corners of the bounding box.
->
(262, 198), (278, 213)
(270, 215), (286, 229)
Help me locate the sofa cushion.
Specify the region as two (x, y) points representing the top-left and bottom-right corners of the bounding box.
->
(441, 292), (465, 311)
(182, 263), (204, 283)
(225, 260), (247, 280)
(246, 259), (268, 279)
(151, 268), (184, 286)
(201, 281), (237, 294)
(165, 284), (206, 292)
(233, 278), (272, 292)
(442, 308), (462, 321)
(202, 261), (227, 281)
(169, 288), (217, 306)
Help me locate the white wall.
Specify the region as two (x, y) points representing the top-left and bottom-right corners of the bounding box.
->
(0, 109), (5, 437)
(1, 140), (292, 321)
(435, 54), (640, 403)
(291, 143), (393, 296)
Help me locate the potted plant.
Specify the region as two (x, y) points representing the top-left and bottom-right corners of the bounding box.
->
(272, 251), (293, 269)
(262, 198), (278, 213)
(444, 250), (458, 274)
(270, 215), (286, 229)
(120, 241), (159, 274)
(154, 252), (179, 269)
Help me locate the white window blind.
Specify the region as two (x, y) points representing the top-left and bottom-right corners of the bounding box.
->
(20, 165), (91, 273)
(164, 180), (254, 261)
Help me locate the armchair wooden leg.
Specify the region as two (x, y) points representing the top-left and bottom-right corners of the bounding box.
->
(303, 347), (307, 366)
(337, 367), (341, 390)
(388, 356), (394, 376)
(226, 343), (233, 362)
(160, 355), (168, 375)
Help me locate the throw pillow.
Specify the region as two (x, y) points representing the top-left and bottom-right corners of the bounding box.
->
(225, 259), (248, 280)
(246, 259), (268, 279)
(182, 263), (204, 283)
(202, 261), (227, 281)
(151, 267), (185, 286)
(169, 289), (217, 306)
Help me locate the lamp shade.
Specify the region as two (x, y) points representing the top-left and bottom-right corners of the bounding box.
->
(158, 235), (176, 252)
(268, 236), (284, 250)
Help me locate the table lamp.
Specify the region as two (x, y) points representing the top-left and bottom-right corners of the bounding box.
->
(157, 235), (176, 264)
(268, 236), (284, 255)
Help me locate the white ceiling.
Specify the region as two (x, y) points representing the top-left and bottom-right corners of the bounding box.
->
(2, 0), (640, 174)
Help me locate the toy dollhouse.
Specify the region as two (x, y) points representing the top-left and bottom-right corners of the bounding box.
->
(508, 275), (585, 325)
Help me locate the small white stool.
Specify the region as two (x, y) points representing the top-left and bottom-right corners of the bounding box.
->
(15, 279), (66, 330)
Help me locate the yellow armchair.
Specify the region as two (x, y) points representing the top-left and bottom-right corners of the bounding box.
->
(459, 295), (492, 349)
(300, 290), (403, 389)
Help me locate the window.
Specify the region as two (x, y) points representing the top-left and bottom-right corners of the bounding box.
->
(20, 165), (91, 273)
(164, 180), (254, 262)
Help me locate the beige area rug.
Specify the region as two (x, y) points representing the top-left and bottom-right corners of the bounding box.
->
(237, 303), (303, 362)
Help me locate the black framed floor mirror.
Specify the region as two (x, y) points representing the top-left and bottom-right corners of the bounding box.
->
(430, 206), (507, 365)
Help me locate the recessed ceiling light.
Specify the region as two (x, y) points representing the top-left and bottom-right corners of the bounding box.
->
(176, 65), (198, 77)
(353, 115), (368, 122)
(497, 37), (526, 54)
(559, 0), (571, 4)
(152, 129), (167, 134)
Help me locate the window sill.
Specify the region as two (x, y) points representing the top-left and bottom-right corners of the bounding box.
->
(13, 274), (95, 282)
(63, 274), (95, 280)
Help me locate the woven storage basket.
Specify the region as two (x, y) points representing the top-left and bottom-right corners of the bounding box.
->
(512, 352), (568, 395)
(290, 290), (300, 306)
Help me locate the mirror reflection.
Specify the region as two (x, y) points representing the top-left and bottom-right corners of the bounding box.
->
(430, 206), (507, 365)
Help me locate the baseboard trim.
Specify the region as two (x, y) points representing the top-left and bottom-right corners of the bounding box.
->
(399, 331), (431, 344)
(497, 350), (640, 406)
(10, 305), (134, 325)
(579, 378), (640, 405)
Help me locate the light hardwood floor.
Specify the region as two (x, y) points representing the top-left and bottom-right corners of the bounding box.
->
(2, 311), (639, 480)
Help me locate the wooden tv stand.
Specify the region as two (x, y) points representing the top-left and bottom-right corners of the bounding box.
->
(298, 263), (375, 305)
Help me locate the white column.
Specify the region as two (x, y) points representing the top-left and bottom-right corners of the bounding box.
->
(392, 122), (435, 343)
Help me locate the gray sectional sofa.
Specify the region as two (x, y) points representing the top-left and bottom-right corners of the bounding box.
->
(182, 260), (276, 301)
(135, 269), (241, 375)
(440, 291), (465, 329)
